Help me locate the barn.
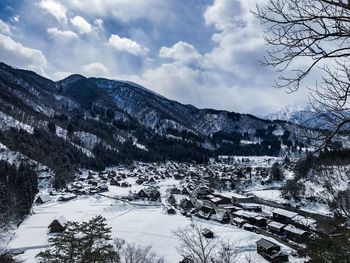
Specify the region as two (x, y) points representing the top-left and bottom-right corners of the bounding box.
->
(48, 216), (67, 233)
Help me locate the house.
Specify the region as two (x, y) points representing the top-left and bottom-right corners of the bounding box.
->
(174, 173), (185, 180)
(146, 177), (157, 184)
(213, 211), (230, 224)
(243, 223), (256, 232)
(267, 221), (286, 236)
(110, 178), (120, 186)
(202, 228), (214, 238)
(121, 182), (130, 187)
(256, 238), (289, 263)
(58, 193), (77, 202)
(240, 204), (262, 212)
(292, 215), (316, 230)
(197, 205), (215, 220)
(195, 186), (213, 199)
(272, 208), (298, 224)
(98, 185), (109, 193)
(215, 192), (252, 204)
(181, 187), (191, 196)
(170, 187), (181, 194)
(88, 180), (98, 186)
(254, 216), (267, 227)
(137, 189), (150, 198)
(283, 224), (309, 243)
(166, 206), (176, 214)
(180, 197), (195, 211)
(48, 216), (67, 233)
(35, 195), (51, 204)
(231, 217), (247, 228)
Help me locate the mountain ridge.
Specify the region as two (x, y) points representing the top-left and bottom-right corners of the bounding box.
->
(0, 62), (310, 183)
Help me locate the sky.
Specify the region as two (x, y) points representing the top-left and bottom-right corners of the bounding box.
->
(0, 0), (310, 114)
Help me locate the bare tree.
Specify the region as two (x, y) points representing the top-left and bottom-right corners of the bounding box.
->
(114, 239), (164, 263)
(174, 224), (241, 263)
(174, 225), (218, 263)
(255, 0), (350, 148)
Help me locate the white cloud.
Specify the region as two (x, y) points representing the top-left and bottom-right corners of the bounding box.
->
(94, 18), (103, 28)
(0, 19), (11, 35)
(70, 16), (92, 34)
(62, 0), (171, 23)
(47, 27), (78, 41)
(52, 71), (74, 81)
(37, 0), (67, 23)
(11, 16), (20, 23)
(0, 33), (47, 74)
(159, 41), (207, 67)
(108, 34), (148, 56)
(204, 0), (267, 78)
(82, 62), (109, 77)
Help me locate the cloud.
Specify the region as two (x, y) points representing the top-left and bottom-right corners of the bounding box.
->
(82, 62), (109, 77)
(70, 16), (92, 34)
(159, 41), (207, 68)
(0, 19), (11, 35)
(52, 71), (74, 81)
(93, 18), (103, 28)
(37, 0), (67, 23)
(47, 27), (78, 41)
(204, 0), (267, 78)
(0, 33), (47, 73)
(61, 0), (171, 23)
(108, 34), (148, 56)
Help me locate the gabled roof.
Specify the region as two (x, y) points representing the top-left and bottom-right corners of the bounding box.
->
(256, 238), (280, 250)
(272, 208), (298, 219)
(37, 195), (51, 203)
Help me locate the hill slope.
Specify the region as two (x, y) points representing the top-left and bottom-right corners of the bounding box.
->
(0, 62), (308, 178)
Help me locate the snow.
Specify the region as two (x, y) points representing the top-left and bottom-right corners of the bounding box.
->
(0, 111), (34, 134)
(7, 173), (306, 263)
(272, 208), (298, 219)
(8, 194), (304, 263)
(250, 190), (284, 203)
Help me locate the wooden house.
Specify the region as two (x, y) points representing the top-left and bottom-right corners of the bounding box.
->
(166, 206), (176, 215)
(272, 208), (298, 224)
(267, 221), (286, 236)
(197, 205), (215, 220)
(98, 185), (109, 193)
(48, 216), (67, 233)
(283, 224), (309, 243)
(256, 238), (289, 263)
(202, 228), (214, 238)
(58, 193), (77, 202)
(231, 217), (247, 228)
(180, 197), (195, 211)
(35, 195), (51, 204)
(170, 187), (181, 194)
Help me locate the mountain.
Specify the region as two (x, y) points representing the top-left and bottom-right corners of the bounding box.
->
(263, 103), (324, 129)
(0, 62), (309, 182)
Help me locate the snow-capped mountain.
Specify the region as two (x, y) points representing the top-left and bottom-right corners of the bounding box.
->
(263, 103), (323, 128)
(0, 62), (311, 175)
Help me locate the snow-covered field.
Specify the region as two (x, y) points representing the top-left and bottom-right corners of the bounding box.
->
(7, 177), (306, 263)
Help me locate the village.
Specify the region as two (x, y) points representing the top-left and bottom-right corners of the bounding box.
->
(8, 156), (335, 262)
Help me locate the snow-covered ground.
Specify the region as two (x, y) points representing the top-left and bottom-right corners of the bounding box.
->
(8, 193), (304, 263)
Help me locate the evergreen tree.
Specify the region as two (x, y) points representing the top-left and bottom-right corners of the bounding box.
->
(36, 216), (118, 263)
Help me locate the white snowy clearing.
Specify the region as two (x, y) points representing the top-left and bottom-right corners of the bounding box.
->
(7, 181), (305, 263)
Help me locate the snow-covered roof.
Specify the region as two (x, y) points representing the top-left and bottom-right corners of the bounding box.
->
(232, 217), (247, 223)
(37, 195), (51, 203)
(272, 208), (298, 219)
(292, 215), (316, 228)
(210, 197), (223, 203)
(216, 192), (248, 200)
(268, 221), (285, 230)
(284, 224), (307, 235)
